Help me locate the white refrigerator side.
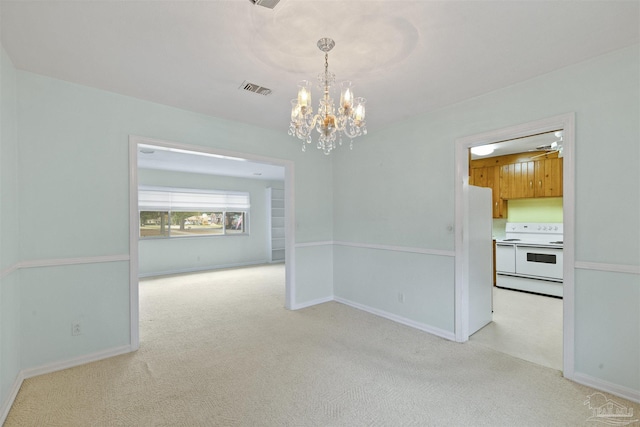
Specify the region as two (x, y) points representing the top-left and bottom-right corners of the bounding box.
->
(465, 184), (494, 335)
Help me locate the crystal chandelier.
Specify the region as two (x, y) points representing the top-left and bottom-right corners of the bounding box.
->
(288, 38), (367, 155)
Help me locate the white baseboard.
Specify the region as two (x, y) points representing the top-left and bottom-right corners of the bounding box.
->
(0, 344), (133, 425)
(21, 344), (133, 380)
(138, 260), (269, 278)
(572, 372), (640, 404)
(0, 370), (25, 425)
(334, 296), (457, 342)
(290, 295), (334, 310)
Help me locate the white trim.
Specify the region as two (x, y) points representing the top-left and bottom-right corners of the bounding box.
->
(295, 241), (334, 248)
(284, 162), (295, 310)
(454, 113), (576, 380)
(333, 241), (455, 257)
(561, 113), (576, 380)
(1, 255), (130, 279)
(334, 296), (457, 342)
(0, 263), (19, 279)
(138, 260), (270, 279)
(129, 139), (140, 351)
(18, 254), (129, 269)
(573, 373), (640, 404)
(294, 240), (455, 257)
(0, 371), (24, 425)
(575, 261), (640, 275)
(290, 295), (334, 310)
(21, 345), (133, 380)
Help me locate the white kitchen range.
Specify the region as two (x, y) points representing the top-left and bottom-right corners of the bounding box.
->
(495, 222), (563, 297)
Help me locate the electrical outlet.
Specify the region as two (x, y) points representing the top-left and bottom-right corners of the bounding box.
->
(398, 292), (404, 303)
(72, 321), (81, 336)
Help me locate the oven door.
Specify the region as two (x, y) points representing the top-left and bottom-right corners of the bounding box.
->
(496, 243), (516, 274)
(515, 245), (563, 280)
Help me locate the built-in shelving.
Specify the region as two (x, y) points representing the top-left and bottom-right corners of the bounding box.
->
(267, 187), (285, 263)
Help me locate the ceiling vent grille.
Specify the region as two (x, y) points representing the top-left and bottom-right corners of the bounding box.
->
(248, 0), (280, 9)
(240, 81), (272, 96)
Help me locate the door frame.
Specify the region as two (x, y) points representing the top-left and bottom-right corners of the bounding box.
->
(453, 112), (575, 379)
(128, 135), (296, 351)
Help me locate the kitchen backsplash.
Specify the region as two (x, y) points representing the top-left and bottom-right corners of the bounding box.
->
(507, 197), (563, 223)
(492, 197), (563, 238)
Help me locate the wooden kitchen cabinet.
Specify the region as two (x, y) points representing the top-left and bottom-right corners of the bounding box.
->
(470, 151), (562, 215)
(489, 166), (507, 218)
(500, 161), (535, 199)
(471, 166), (489, 188)
(535, 157), (563, 197)
(500, 156), (563, 199)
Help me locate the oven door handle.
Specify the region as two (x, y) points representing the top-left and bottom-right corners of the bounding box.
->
(517, 245), (562, 250)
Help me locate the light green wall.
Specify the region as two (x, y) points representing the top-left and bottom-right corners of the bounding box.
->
(0, 46), (21, 408)
(20, 263), (130, 368)
(507, 197), (563, 223)
(333, 45), (639, 391)
(575, 269), (640, 391)
(138, 168), (283, 276)
(334, 246), (455, 333)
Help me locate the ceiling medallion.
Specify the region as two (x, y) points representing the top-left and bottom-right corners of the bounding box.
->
(288, 38), (367, 155)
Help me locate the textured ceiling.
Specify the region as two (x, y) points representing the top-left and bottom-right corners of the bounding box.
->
(2, 1), (638, 175)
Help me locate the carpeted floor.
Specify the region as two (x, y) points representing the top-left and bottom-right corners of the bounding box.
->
(5, 264), (639, 426)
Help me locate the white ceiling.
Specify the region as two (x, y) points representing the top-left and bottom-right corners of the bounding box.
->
(2, 0), (638, 176)
(470, 130), (564, 160)
(137, 144), (285, 181)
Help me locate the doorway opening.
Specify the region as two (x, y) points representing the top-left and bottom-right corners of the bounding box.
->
(128, 136), (295, 351)
(454, 113), (575, 379)
(468, 130), (564, 370)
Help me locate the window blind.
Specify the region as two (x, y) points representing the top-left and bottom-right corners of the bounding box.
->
(139, 187), (250, 211)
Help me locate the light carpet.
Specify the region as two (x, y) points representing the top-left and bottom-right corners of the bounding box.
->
(6, 264), (639, 426)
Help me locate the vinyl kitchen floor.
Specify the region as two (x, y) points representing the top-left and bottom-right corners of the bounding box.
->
(470, 284), (563, 371)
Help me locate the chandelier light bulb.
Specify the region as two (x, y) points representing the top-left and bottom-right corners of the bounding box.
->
(340, 81), (354, 111)
(354, 98), (366, 124)
(297, 80), (312, 110)
(290, 99), (301, 122)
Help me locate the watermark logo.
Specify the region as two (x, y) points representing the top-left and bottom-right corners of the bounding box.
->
(584, 392), (638, 426)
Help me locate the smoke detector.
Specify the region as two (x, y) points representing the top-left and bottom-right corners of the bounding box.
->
(239, 81), (272, 96)
(248, 0), (280, 9)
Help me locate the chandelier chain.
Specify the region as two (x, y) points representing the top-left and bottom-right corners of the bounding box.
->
(325, 53), (329, 76)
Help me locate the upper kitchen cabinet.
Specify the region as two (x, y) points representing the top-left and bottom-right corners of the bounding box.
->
(488, 166), (507, 218)
(497, 152), (562, 200)
(470, 151), (562, 217)
(535, 157), (563, 197)
(500, 161), (535, 199)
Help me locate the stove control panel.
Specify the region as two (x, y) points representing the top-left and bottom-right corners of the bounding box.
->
(506, 223), (563, 235)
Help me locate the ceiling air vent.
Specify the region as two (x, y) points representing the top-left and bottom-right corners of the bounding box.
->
(248, 0), (280, 9)
(240, 81), (272, 96)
